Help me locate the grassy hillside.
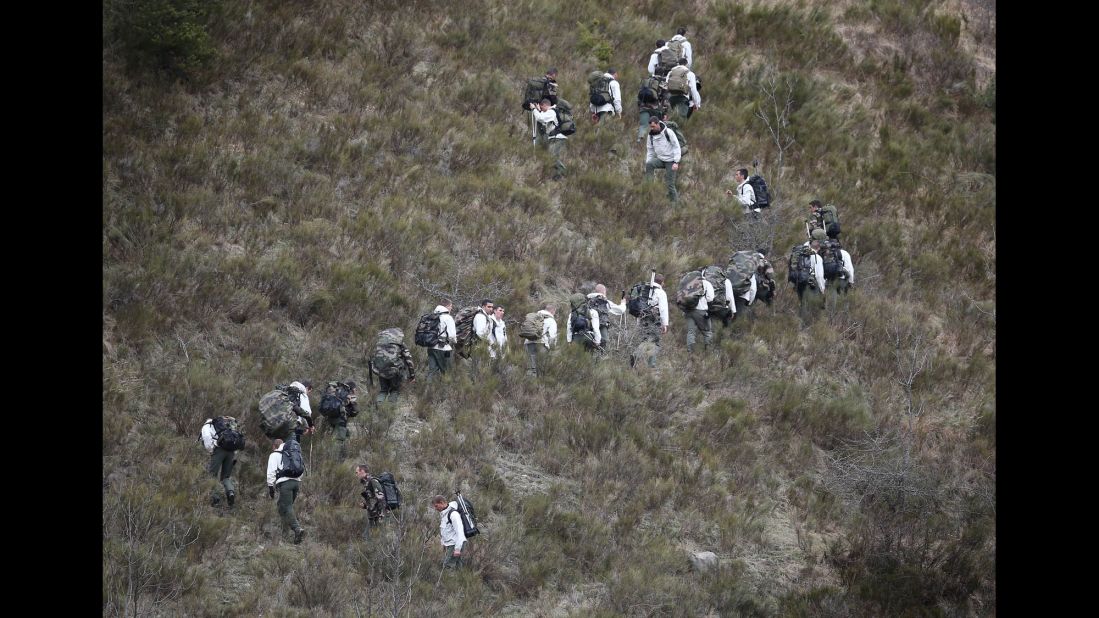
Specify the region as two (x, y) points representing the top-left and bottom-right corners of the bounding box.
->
(103, 0), (995, 615)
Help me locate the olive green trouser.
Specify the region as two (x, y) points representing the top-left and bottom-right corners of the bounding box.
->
(333, 423), (350, 459)
(670, 94), (691, 120)
(277, 480), (301, 534)
(377, 375), (403, 402)
(442, 545), (463, 569)
(797, 284), (825, 324)
(536, 134), (567, 178)
(644, 158), (679, 202)
(426, 348), (451, 381)
(208, 447), (235, 502)
(525, 342), (541, 376)
(684, 309), (712, 350)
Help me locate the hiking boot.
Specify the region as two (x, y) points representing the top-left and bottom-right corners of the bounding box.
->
(226, 491), (236, 508)
(294, 527), (305, 544)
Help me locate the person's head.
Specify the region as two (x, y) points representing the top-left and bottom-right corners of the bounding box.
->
(300, 380), (313, 392)
(542, 302), (556, 315)
(735, 168), (748, 182)
(607, 68), (617, 79)
(273, 438), (284, 449)
(538, 98), (552, 111)
(345, 380), (357, 394)
(811, 228), (828, 242)
(432, 495), (449, 511)
(810, 239), (821, 252)
(355, 464), (369, 479)
(654, 273), (665, 285)
(656, 39), (666, 48)
(679, 57), (689, 66)
(677, 27), (687, 36)
(441, 298), (453, 311)
(546, 68), (557, 79)
(595, 283), (608, 296)
(809, 199), (822, 212)
(649, 117), (663, 133)
(481, 299), (494, 313)
(494, 305), (505, 318)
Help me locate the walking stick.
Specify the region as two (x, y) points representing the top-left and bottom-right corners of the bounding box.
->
(531, 109), (537, 148)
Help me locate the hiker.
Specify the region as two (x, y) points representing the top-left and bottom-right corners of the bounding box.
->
(200, 415), (242, 508)
(267, 437), (306, 544)
(793, 239), (827, 323)
(644, 116), (682, 203)
(524, 302), (558, 376)
(666, 58), (701, 120)
(370, 330), (416, 404)
(523, 68), (559, 109)
(667, 27), (694, 68)
(807, 200), (841, 239)
(432, 495), (467, 569)
(633, 274), (669, 369)
(648, 39), (676, 77)
(489, 305), (508, 360)
(681, 271), (733, 353)
(726, 168), (758, 215)
(318, 380), (358, 460)
(426, 299), (458, 382)
(289, 379), (315, 440)
(588, 68), (622, 123)
(587, 284), (627, 350)
(533, 98), (568, 180)
(816, 238), (855, 295)
(356, 464), (385, 539)
(637, 75), (668, 143)
(566, 294), (602, 352)
(733, 249), (777, 317)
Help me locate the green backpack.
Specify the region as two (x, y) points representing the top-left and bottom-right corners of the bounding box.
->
(820, 204), (841, 236)
(726, 251), (760, 296)
(667, 65), (690, 95)
(519, 312), (547, 341)
(667, 38), (687, 62)
(655, 47), (678, 76)
(702, 266), (731, 318)
(662, 120), (688, 156)
(552, 98), (577, 136)
(588, 71), (613, 107)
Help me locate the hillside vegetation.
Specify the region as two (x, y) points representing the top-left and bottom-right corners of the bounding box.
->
(103, 0), (996, 615)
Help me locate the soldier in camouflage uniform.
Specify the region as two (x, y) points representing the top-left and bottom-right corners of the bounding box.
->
(370, 328), (416, 405)
(322, 381), (358, 460)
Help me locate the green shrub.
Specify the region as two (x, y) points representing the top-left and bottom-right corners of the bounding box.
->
(105, 0), (221, 80)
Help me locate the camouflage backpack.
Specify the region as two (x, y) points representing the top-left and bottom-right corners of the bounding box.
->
(675, 271), (706, 311)
(588, 71), (613, 107)
(522, 76), (557, 109)
(702, 266), (731, 318)
(655, 47), (678, 76)
(258, 384), (301, 440)
(787, 245), (815, 286)
(371, 328), (406, 380)
(663, 120), (688, 156)
(569, 293), (592, 335)
(726, 251), (761, 296)
(519, 311), (547, 341)
(638, 75), (668, 110)
(452, 306), (482, 357)
(820, 204), (841, 237)
(588, 296), (610, 327)
(667, 65), (690, 95)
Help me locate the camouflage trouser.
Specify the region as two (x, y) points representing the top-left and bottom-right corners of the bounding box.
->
(276, 480), (302, 534)
(633, 318), (662, 368)
(377, 375), (403, 403)
(684, 309), (712, 350)
(333, 423), (350, 459)
(644, 158), (678, 202)
(537, 135), (567, 178)
(734, 295), (751, 322)
(208, 448), (236, 502)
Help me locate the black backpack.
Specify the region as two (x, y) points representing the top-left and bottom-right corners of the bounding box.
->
(414, 311), (442, 347)
(748, 175), (772, 208)
(275, 438), (305, 479)
(588, 296), (610, 327)
(522, 76), (557, 109)
(377, 471), (401, 510)
(787, 245), (815, 286)
(318, 381), (351, 419)
(627, 282), (658, 318)
(569, 296), (592, 334)
(821, 240), (846, 280)
(209, 416), (245, 451)
(454, 491), (480, 538)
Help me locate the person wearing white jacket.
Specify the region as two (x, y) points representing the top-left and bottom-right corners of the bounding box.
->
(795, 239), (827, 324)
(267, 438), (306, 544)
(433, 495), (468, 569)
(525, 303), (558, 376)
(200, 417), (237, 508)
(668, 28), (694, 68)
(644, 117), (682, 203)
(683, 274), (733, 353)
(666, 58), (701, 119)
(489, 305), (508, 360)
(589, 69), (623, 121)
(288, 379), (314, 439)
(648, 40), (671, 76)
(533, 98), (568, 180)
(587, 284), (627, 350)
(633, 275), (670, 369)
(427, 300), (458, 381)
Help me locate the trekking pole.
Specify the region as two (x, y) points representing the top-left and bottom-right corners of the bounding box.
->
(531, 109), (537, 148)
(308, 438), (313, 473)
